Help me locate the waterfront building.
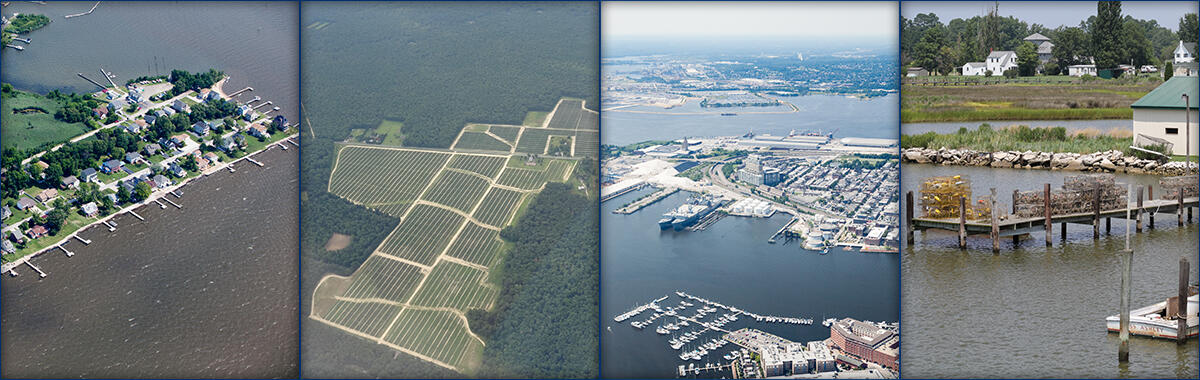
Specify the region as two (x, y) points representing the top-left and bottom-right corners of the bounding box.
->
(829, 318), (899, 370)
(1132, 76), (1199, 156)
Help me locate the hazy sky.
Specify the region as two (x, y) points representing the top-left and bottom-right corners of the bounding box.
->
(903, 1), (1198, 30)
(603, 2), (898, 38)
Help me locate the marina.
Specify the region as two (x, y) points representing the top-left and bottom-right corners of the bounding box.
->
(614, 291), (819, 365)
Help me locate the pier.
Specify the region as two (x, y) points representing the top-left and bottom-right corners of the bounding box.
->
(99, 67), (119, 91)
(5, 44), (23, 51)
(163, 197), (181, 209)
(286, 138), (298, 147)
(678, 362), (734, 377)
(12, 37), (30, 43)
(227, 86), (253, 97)
(129, 210), (145, 221)
(601, 182), (648, 203)
(153, 199), (166, 209)
(59, 245), (73, 257)
(251, 100), (273, 110)
(102, 220), (116, 232)
(170, 190), (182, 198)
(768, 217), (799, 243)
(64, 1), (99, 18)
(906, 185), (1199, 252)
(245, 157), (263, 167)
(686, 210), (726, 232)
(73, 235), (90, 245)
(77, 72), (106, 90)
(25, 261), (45, 278)
(614, 187), (677, 214)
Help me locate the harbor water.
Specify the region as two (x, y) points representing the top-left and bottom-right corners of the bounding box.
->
(602, 189), (899, 378)
(0, 147), (299, 378)
(0, 1), (298, 123)
(600, 93), (897, 146)
(902, 163), (1198, 378)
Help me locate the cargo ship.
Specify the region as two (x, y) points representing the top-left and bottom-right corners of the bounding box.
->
(659, 195), (723, 231)
(1105, 292), (1198, 340)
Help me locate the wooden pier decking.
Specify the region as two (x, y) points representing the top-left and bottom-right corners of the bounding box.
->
(906, 185), (1199, 252)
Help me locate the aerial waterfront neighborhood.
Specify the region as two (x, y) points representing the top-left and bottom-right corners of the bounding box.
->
(0, 69), (296, 271)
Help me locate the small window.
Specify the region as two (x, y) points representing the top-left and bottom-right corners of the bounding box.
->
(1166, 128), (1179, 135)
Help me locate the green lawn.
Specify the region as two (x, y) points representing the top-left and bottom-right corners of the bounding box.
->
(1, 90), (90, 150)
(522, 111), (548, 127)
(373, 119), (405, 146)
(2, 212), (95, 263)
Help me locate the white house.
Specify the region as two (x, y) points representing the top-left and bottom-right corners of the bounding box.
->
(962, 62), (987, 76)
(1132, 76), (1199, 156)
(1067, 64), (1097, 77)
(1174, 41), (1196, 64)
(985, 51), (1018, 74)
(961, 50), (1018, 76)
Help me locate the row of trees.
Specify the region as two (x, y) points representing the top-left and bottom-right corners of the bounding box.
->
(167, 69), (224, 97)
(903, 2), (1197, 75)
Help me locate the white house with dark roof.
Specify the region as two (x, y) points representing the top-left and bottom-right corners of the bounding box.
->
(80, 168), (99, 183)
(985, 51), (1018, 74)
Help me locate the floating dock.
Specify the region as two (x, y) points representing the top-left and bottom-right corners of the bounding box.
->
(102, 220), (116, 232)
(153, 199), (166, 209)
(245, 157), (263, 167)
(129, 210), (145, 221)
(73, 235), (90, 245)
(59, 245), (73, 257)
(163, 198), (181, 209)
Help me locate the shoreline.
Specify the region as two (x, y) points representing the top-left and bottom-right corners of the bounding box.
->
(1, 132), (298, 274)
(901, 147), (1197, 176)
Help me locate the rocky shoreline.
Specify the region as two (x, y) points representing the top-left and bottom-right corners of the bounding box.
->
(902, 147), (1198, 176)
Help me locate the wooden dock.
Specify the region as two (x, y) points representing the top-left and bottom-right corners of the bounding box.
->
(906, 185), (1198, 252)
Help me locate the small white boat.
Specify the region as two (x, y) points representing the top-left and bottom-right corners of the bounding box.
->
(1106, 294), (1198, 340)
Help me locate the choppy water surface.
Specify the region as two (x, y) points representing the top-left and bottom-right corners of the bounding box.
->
(1, 148), (299, 378)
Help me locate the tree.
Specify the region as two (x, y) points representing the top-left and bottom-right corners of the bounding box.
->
(1053, 27), (1091, 69)
(913, 26), (949, 73)
(134, 181), (152, 201)
(1122, 18), (1154, 67)
(1093, 1), (1123, 69)
(1003, 67), (1019, 78)
(1181, 13), (1198, 44)
(1165, 61), (1175, 81)
(1016, 41), (1040, 76)
(117, 186), (131, 204)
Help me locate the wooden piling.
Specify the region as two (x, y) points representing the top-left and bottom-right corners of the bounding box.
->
(1094, 185), (1101, 239)
(1150, 185), (1156, 228)
(991, 188), (1000, 253)
(1062, 222), (1067, 240)
(1179, 258), (1190, 345)
(906, 191), (914, 245)
(1180, 195), (1185, 227)
(958, 196), (967, 249)
(1118, 247), (1132, 362)
(1044, 184), (1052, 246)
(1136, 186), (1144, 232)
(1012, 189), (1019, 244)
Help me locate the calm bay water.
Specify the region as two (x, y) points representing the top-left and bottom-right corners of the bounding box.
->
(601, 189), (899, 378)
(0, 1), (298, 123)
(901, 164), (1198, 378)
(600, 94), (898, 146)
(1, 147), (299, 378)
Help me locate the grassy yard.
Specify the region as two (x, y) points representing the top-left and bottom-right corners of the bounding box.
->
(373, 119), (405, 146)
(523, 111), (548, 127)
(2, 212), (94, 263)
(1, 90), (90, 150)
(901, 124), (1135, 154)
(901, 78), (1158, 123)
